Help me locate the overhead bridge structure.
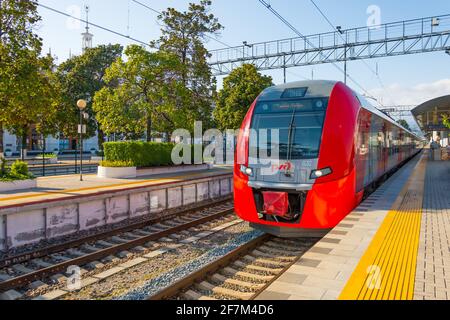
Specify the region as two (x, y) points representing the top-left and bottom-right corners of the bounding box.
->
(380, 106), (416, 118)
(208, 14), (450, 75)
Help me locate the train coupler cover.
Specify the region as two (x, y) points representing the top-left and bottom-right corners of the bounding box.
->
(262, 192), (290, 218)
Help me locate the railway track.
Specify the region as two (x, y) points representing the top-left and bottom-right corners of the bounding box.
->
(0, 199), (235, 298)
(148, 235), (318, 300)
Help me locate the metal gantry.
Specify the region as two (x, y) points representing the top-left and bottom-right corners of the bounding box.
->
(209, 14), (450, 75)
(381, 106), (416, 118)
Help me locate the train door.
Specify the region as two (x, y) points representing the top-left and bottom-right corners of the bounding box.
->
(356, 110), (371, 191)
(369, 115), (384, 181)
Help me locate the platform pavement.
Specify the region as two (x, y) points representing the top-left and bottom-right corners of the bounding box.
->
(257, 152), (450, 300)
(0, 166), (232, 209)
(415, 160), (450, 300)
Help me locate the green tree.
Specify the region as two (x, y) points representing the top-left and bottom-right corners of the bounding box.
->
(0, 0), (42, 155)
(55, 44), (123, 150)
(93, 45), (186, 141)
(154, 0), (223, 133)
(442, 115), (450, 130)
(214, 64), (273, 130)
(396, 119), (411, 131)
(4, 53), (61, 158)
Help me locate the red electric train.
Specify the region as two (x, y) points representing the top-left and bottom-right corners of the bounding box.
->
(234, 80), (423, 237)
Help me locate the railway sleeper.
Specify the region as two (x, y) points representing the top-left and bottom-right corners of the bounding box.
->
(65, 249), (87, 258)
(233, 261), (283, 275)
(221, 267), (274, 282)
(241, 255), (287, 268)
(195, 281), (253, 300)
(12, 264), (36, 275)
(80, 244), (101, 253)
(265, 241), (302, 252)
(251, 249), (296, 262)
(123, 232), (142, 239)
(95, 240), (115, 248)
(110, 236), (129, 244)
(182, 289), (217, 301)
(30, 259), (53, 269)
(210, 274), (264, 291)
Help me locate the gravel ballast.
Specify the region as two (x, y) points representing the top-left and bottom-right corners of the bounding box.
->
(116, 228), (264, 300)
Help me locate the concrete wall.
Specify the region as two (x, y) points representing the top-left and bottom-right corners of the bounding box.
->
(0, 174), (233, 251)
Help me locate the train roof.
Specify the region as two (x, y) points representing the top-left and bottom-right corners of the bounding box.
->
(356, 93), (423, 140)
(258, 80), (423, 141)
(258, 80), (338, 101)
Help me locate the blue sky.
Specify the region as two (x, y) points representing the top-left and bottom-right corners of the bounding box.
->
(36, 0), (450, 108)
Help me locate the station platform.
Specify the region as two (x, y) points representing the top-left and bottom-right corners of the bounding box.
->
(257, 151), (450, 300)
(0, 166), (232, 210)
(0, 166), (233, 251)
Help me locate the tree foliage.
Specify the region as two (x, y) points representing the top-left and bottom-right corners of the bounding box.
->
(55, 44), (123, 148)
(442, 115), (450, 130)
(214, 64), (273, 130)
(4, 53), (60, 140)
(0, 0), (62, 155)
(396, 119), (411, 131)
(153, 0), (223, 132)
(93, 45), (186, 140)
(95, 1), (224, 139)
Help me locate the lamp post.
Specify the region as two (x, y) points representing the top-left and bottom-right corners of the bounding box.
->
(77, 99), (87, 181)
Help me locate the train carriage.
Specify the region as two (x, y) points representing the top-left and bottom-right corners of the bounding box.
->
(234, 80), (422, 238)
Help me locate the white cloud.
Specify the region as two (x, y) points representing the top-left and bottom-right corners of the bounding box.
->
(368, 79), (450, 106)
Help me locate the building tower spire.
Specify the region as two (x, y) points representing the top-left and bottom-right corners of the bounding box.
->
(81, 5), (93, 53)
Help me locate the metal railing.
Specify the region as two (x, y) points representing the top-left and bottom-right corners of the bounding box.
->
(29, 164), (98, 177)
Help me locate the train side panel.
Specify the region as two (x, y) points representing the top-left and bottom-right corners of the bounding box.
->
(299, 82), (362, 229)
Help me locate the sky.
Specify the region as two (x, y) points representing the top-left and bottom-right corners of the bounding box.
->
(36, 0), (450, 117)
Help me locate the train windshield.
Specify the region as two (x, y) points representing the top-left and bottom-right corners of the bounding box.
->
(250, 98), (328, 160)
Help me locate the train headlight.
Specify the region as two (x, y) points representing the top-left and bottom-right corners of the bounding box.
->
(310, 167), (332, 179)
(240, 165), (254, 177)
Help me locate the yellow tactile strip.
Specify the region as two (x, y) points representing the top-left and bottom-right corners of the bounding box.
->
(339, 155), (427, 300)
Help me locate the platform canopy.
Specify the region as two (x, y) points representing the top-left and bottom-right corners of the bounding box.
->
(412, 95), (450, 134)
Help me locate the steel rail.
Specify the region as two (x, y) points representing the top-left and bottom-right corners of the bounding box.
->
(0, 197), (232, 269)
(0, 205), (234, 292)
(147, 234), (272, 300)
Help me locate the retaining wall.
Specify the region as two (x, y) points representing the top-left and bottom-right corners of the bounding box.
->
(0, 174), (233, 251)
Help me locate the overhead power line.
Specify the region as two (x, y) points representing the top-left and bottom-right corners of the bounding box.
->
(309, 0), (388, 91)
(132, 0), (308, 82)
(37, 2), (149, 47)
(131, 0), (234, 49)
(133, 0), (308, 82)
(257, 0), (378, 102)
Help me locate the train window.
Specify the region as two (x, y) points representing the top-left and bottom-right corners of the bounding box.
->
(281, 87), (308, 99)
(254, 98), (328, 114)
(250, 99), (328, 160)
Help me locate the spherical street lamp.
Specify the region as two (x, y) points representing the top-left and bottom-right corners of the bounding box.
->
(77, 99), (87, 181)
(77, 99), (87, 110)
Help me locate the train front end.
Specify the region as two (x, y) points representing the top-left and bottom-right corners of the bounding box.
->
(234, 80), (361, 238)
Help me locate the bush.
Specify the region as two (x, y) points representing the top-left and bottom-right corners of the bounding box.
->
(0, 157), (6, 176)
(11, 161), (29, 176)
(42, 153), (57, 159)
(0, 160), (34, 182)
(104, 142), (175, 168)
(103, 141), (206, 168)
(99, 160), (134, 168)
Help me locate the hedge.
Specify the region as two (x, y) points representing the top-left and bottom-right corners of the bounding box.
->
(0, 159), (34, 182)
(104, 142), (175, 167)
